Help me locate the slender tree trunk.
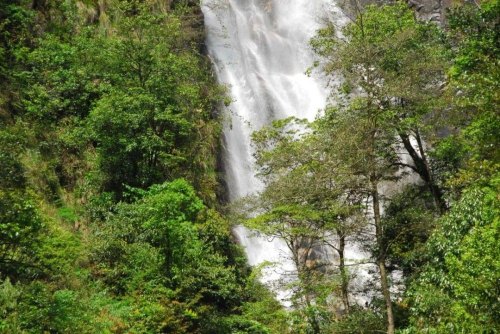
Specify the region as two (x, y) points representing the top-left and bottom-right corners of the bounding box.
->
(377, 259), (395, 334)
(290, 239), (321, 334)
(371, 178), (395, 334)
(337, 230), (350, 313)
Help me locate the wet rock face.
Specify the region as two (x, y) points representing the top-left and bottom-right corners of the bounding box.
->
(408, 0), (452, 24)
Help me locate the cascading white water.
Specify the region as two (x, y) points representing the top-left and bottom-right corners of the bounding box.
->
(201, 0), (347, 302)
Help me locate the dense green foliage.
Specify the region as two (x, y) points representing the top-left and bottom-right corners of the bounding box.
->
(404, 185), (499, 333)
(237, 1), (498, 333)
(0, 0), (498, 333)
(0, 0), (285, 333)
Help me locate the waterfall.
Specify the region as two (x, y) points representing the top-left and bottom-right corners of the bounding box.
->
(201, 0), (346, 302)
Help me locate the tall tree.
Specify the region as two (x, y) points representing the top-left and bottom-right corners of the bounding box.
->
(82, 2), (223, 197)
(311, 4), (452, 332)
(312, 2), (448, 213)
(238, 117), (366, 332)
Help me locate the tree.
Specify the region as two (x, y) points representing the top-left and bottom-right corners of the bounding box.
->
(310, 4), (451, 332)
(83, 3), (224, 197)
(90, 179), (275, 333)
(237, 117), (366, 332)
(319, 101), (399, 333)
(312, 2), (448, 213)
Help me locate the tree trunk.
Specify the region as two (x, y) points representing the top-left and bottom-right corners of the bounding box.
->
(377, 259), (395, 334)
(337, 230), (350, 313)
(371, 179), (395, 334)
(290, 239), (321, 334)
(399, 132), (446, 213)
(414, 129), (446, 213)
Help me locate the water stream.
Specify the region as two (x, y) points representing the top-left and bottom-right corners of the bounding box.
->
(201, 0), (346, 302)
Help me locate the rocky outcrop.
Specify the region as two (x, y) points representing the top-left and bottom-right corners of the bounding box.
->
(338, 0), (451, 24)
(408, 0), (452, 24)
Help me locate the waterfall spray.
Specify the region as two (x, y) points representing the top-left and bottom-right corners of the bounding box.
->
(202, 0), (346, 303)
